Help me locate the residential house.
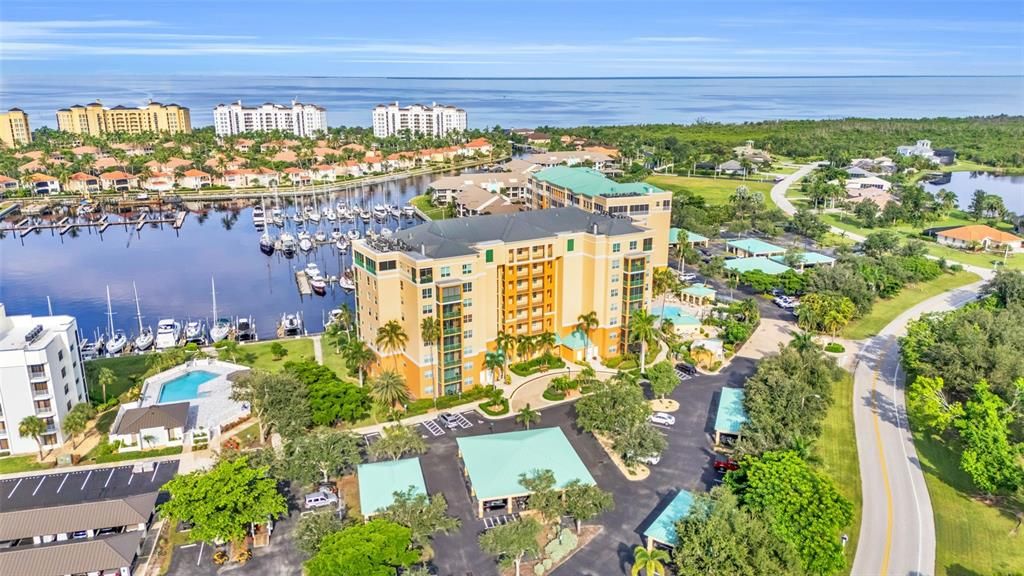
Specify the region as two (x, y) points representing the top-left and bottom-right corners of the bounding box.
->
(203, 154), (247, 172)
(100, 171), (139, 192)
(311, 164), (337, 182)
(385, 152), (417, 170)
(271, 149), (298, 163)
(0, 175), (19, 193)
(260, 139), (300, 153)
(733, 140), (772, 164)
(178, 169), (212, 190)
(525, 132), (551, 146)
(896, 139), (953, 164)
(935, 225), (1023, 253)
(143, 172), (174, 192)
(26, 173), (60, 194)
(523, 151), (614, 171)
(452, 185), (521, 217)
(70, 145), (104, 157)
(109, 401), (189, 451)
(93, 156), (123, 171)
(144, 157), (192, 174)
(462, 137), (493, 156)
(66, 172), (101, 193)
(283, 167), (312, 186)
(716, 159), (748, 176)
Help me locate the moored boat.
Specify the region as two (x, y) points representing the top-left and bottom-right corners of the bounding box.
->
(155, 318), (182, 350)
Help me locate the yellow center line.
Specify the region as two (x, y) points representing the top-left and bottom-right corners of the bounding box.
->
(871, 371), (894, 575)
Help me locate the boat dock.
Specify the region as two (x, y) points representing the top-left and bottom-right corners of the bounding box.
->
(295, 271), (313, 296)
(5, 211), (186, 237)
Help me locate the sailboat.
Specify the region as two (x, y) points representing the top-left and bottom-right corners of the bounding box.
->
(132, 282), (154, 351)
(104, 286), (127, 355)
(259, 231), (275, 255)
(209, 277), (232, 343)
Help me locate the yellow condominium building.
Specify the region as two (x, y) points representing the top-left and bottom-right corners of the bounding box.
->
(353, 207), (655, 400)
(0, 108), (32, 148)
(56, 102), (192, 136)
(528, 166), (673, 267)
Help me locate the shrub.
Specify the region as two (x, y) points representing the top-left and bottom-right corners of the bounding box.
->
(478, 398), (509, 416)
(604, 355), (623, 368)
(544, 528), (578, 561)
(709, 361), (723, 372)
(542, 387), (566, 401)
(824, 342), (845, 353)
(405, 385), (494, 416)
(509, 353), (566, 377)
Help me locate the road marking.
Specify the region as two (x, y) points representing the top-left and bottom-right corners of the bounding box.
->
(7, 478), (23, 498)
(871, 371), (894, 576)
(151, 461), (161, 483)
(56, 473), (68, 493)
(32, 476), (45, 496)
(891, 359), (925, 573)
(81, 470), (92, 490)
(104, 468), (115, 487)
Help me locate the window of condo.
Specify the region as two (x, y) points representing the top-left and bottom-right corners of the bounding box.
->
(379, 260), (397, 271)
(419, 268), (433, 283)
(610, 318), (619, 326)
(629, 240), (638, 250)
(464, 329), (473, 338)
(609, 333), (617, 339)
(612, 243), (621, 253)
(422, 305), (433, 315)
(567, 239), (575, 252)
(485, 249), (494, 263)
(440, 266), (451, 278)
(611, 289), (619, 297)
(609, 346), (618, 353)
(463, 314), (473, 323)
(463, 298), (472, 308)
(464, 362), (473, 370)
(612, 276), (619, 283)
(643, 238), (653, 251)
(464, 345), (473, 355)
(462, 264), (472, 274)
(611, 260), (620, 269)
(422, 288), (433, 299)
(462, 282), (472, 292)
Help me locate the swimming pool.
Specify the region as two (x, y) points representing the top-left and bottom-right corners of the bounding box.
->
(158, 370), (218, 403)
(656, 304), (700, 327)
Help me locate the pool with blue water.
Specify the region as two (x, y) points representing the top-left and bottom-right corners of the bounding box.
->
(158, 370), (218, 403)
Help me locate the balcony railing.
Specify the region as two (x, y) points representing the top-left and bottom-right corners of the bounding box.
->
(28, 370), (48, 383)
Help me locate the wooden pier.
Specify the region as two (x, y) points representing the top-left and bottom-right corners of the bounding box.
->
(295, 271), (312, 296)
(4, 211), (186, 236)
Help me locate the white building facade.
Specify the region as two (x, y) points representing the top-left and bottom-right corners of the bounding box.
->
(0, 304), (87, 455)
(372, 101), (467, 138)
(213, 100), (328, 137)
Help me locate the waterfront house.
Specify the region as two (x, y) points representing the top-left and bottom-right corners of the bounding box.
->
(18, 158), (67, 174)
(67, 172), (101, 193)
(430, 167), (533, 204)
(935, 225), (1023, 253)
(896, 139), (943, 164)
(525, 131), (551, 146)
(340, 160), (364, 177)
(462, 137), (493, 156)
(283, 166), (312, 186)
(26, 173), (60, 194)
(178, 169), (212, 190)
(933, 147), (957, 165)
(109, 401), (188, 451)
(100, 170), (139, 192)
(453, 185), (520, 217)
(93, 156), (123, 171)
(0, 174), (19, 193)
(311, 164), (337, 182)
(385, 151), (417, 170)
(362, 154), (385, 172)
(144, 157), (192, 174)
(143, 172), (174, 192)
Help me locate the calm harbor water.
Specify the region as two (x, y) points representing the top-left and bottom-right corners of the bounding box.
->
(921, 171), (1024, 215)
(2, 75), (1022, 128)
(1, 174), (436, 341)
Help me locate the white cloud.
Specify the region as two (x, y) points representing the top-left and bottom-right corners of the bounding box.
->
(631, 36), (724, 43)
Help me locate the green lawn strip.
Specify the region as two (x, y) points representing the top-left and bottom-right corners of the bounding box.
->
(235, 338), (315, 372)
(89, 445), (183, 465)
(813, 372), (860, 576)
(841, 271), (981, 339)
(95, 408), (119, 434)
(321, 348), (357, 383)
(769, 165), (800, 175)
(84, 355), (152, 402)
(912, 429), (1024, 575)
(0, 455), (54, 474)
(410, 193), (453, 220)
(645, 175), (775, 207)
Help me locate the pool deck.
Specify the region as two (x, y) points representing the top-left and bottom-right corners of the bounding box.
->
(140, 359), (251, 434)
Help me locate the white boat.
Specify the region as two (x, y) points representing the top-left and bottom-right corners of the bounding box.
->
(236, 316), (257, 342)
(330, 229), (343, 241)
(131, 282), (153, 351)
(335, 238), (349, 252)
(280, 232), (297, 256)
(325, 308), (343, 328)
(136, 193), (149, 201)
(259, 232), (275, 254)
(209, 278), (231, 343)
(314, 229), (328, 243)
(388, 205), (401, 218)
(271, 208), (285, 227)
(305, 204), (321, 223)
(372, 204), (388, 219)
(402, 204), (415, 216)
(310, 275), (327, 293)
(324, 207), (337, 221)
(339, 273), (355, 291)
(280, 313), (302, 336)
(346, 229), (360, 241)
(252, 203), (265, 224)
(184, 320), (206, 344)
(380, 227), (393, 238)
(304, 262), (322, 278)
(155, 318), (181, 350)
(106, 329), (128, 355)
(291, 210), (303, 223)
(359, 208), (371, 222)
(299, 237), (314, 252)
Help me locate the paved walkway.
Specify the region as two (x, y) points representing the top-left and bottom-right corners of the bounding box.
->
(312, 335), (324, 364)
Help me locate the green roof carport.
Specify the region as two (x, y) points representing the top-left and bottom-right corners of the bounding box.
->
(770, 251), (836, 268)
(668, 228), (709, 245)
(457, 427), (595, 517)
(532, 166), (662, 198)
(357, 457), (427, 518)
(714, 387), (748, 445)
(724, 256), (792, 275)
(643, 490), (695, 548)
(726, 238), (786, 256)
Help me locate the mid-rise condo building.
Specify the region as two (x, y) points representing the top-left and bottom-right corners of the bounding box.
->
(372, 101), (466, 138)
(213, 100), (328, 137)
(56, 102), (191, 136)
(0, 304), (87, 456)
(0, 108), (32, 148)
(528, 166), (673, 267)
(353, 208), (656, 400)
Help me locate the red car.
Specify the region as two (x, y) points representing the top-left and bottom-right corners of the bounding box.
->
(713, 457), (739, 473)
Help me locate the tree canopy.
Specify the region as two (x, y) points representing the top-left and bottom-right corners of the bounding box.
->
(305, 519), (419, 576)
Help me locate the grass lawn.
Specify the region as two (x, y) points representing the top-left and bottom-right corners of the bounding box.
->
(770, 164), (800, 175)
(912, 429), (1024, 575)
(940, 160), (1024, 175)
(814, 372), (860, 576)
(235, 338), (315, 372)
(645, 175), (775, 207)
(841, 270), (981, 339)
(410, 193), (454, 220)
(95, 408), (119, 434)
(0, 454), (54, 474)
(84, 355), (152, 403)
(321, 347), (356, 383)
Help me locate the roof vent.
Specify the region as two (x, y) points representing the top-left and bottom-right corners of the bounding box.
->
(24, 324), (44, 344)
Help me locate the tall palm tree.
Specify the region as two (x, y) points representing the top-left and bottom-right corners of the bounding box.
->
(345, 339), (376, 388)
(631, 546), (669, 576)
(629, 309), (657, 370)
(790, 331), (818, 353)
(576, 311), (599, 360)
(376, 320), (409, 370)
(516, 334), (535, 362)
(652, 268), (677, 318)
(496, 331), (516, 376)
(484, 350), (505, 385)
(19, 415), (47, 460)
(370, 370), (411, 415)
(536, 332), (557, 358)
(420, 317), (441, 404)
(516, 404), (541, 430)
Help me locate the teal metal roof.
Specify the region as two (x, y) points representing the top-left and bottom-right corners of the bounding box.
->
(643, 490), (695, 546)
(457, 427), (595, 501)
(532, 166), (662, 198)
(557, 330), (588, 350)
(357, 457), (427, 516)
(687, 231), (709, 243)
(727, 238), (786, 255)
(669, 227), (681, 244)
(669, 228), (708, 245)
(724, 256), (791, 275)
(715, 387), (747, 435)
(770, 251), (836, 266)
(681, 283), (716, 298)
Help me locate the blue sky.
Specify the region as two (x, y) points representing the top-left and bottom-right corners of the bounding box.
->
(1, 0), (1022, 77)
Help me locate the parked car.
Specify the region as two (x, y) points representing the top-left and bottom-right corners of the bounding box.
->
(649, 412), (676, 426)
(713, 457), (740, 473)
(678, 272), (698, 282)
(773, 296), (797, 309)
(303, 490), (339, 510)
(437, 412), (459, 429)
(638, 453), (662, 466)
(675, 362), (697, 375)
(769, 288), (785, 297)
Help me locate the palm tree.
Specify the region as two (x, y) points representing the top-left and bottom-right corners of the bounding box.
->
(575, 365), (599, 390)
(536, 332), (557, 358)
(516, 334), (535, 362)
(97, 367), (116, 403)
(790, 331), (819, 353)
(629, 309), (657, 370)
(370, 370), (411, 415)
(496, 331), (516, 376)
(484, 350), (505, 384)
(376, 320), (409, 370)
(576, 311), (599, 360)
(19, 415), (47, 460)
(345, 339), (376, 388)
(652, 268), (677, 318)
(516, 404), (541, 430)
(420, 317), (441, 404)
(631, 546), (669, 576)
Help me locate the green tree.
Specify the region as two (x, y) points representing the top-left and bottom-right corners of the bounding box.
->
(673, 486), (802, 576)
(61, 403), (96, 449)
(955, 379), (1024, 495)
(344, 339), (376, 388)
(160, 457), (287, 544)
(614, 422), (667, 466)
(306, 519), (419, 576)
(730, 451), (852, 575)
(563, 479), (614, 534)
(18, 415), (46, 460)
(369, 370), (411, 414)
(97, 367), (117, 403)
(576, 376), (651, 439)
(295, 509), (348, 555)
(576, 310), (599, 358)
(518, 469), (565, 527)
(496, 331), (517, 376)
(515, 403), (541, 430)
(907, 375), (964, 435)
(629, 309), (657, 370)
(230, 370), (310, 441)
(280, 428), (362, 485)
(631, 546), (670, 576)
(307, 378), (371, 426)
(862, 229), (902, 257)
(369, 424), (428, 461)
(797, 293), (855, 340)
(376, 320), (409, 370)
(381, 488), (461, 548)
(269, 342), (288, 360)
(853, 198), (880, 227)
(536, 331), (557, 357)
(982, 269), (1024, 307)
(420, 316), (441, 403)
(646, 360), (679, 399)
(478, 517), (542, 576)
